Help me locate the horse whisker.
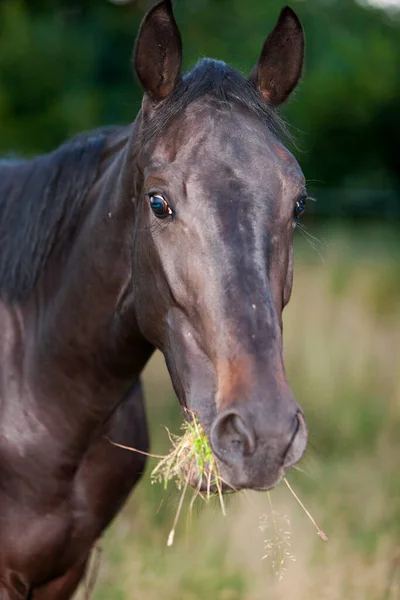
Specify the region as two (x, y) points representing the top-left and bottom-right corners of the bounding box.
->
(297, 222), (326, 264)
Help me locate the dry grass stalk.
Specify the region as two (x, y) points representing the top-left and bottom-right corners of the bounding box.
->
(150, 417), (227, 545)
(259, 492), (296, 580)
(284, 477), (328, 541)
(106, 418), (227, 546)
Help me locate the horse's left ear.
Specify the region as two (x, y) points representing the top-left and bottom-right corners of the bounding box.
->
(249, 7), (304, 106)
(133, 0), (182, 103)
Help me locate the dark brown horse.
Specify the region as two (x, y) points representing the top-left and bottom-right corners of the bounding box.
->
(0, 1), (309, 598)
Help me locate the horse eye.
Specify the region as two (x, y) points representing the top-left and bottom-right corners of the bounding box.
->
(149, 194), (172, 219)
(294, 197), (306, 218)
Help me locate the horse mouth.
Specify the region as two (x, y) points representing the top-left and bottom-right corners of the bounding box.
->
(181, 461), (236, 495)
(183, 459), (284, 495)
(156, 410), (305, 495)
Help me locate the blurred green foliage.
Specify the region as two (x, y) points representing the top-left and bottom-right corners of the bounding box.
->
(0, 0), (400, 216)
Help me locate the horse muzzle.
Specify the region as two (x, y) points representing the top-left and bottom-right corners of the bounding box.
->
(208, 405), (308, 492)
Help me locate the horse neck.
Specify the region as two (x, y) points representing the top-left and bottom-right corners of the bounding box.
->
(22, 124), (153, 443)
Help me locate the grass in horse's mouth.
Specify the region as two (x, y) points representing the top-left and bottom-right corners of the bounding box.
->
(150, 416), (227, 546)
(106, 416), (327, 553)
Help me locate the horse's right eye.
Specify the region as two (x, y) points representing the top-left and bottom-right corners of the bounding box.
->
(149, 194), (173, 219)
(294, 197), (306, 219)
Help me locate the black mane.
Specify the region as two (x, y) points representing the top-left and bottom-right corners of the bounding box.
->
(141, 58), (289, 144)
(0, 132), (106, 305)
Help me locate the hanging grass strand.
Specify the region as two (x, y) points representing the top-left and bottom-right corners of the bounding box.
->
(150, 416), (228, 545)
(104, 437), (165, 459)
(167, 476), (190, 547)
(259, 492), (295, 580)
(284, 477), (328, 541)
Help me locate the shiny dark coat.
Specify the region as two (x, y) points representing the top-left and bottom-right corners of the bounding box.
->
(0, 2), (308, 597)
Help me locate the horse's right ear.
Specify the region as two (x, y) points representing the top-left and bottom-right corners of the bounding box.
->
(133, 0), (182, 103)
(249, 7), (304, 106)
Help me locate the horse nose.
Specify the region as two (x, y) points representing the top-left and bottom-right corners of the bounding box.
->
(210, 408), (256, 464)
(210, 406), (308, 486)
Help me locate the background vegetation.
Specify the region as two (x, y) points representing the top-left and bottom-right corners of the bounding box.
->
(0, 0), (399, 598)
(1, 0), (400, 216)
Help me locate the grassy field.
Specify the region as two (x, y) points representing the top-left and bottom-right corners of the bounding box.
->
(78, 224), (400, 600)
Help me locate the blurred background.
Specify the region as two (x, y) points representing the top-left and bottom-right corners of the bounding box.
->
(1, 0), (399, 598)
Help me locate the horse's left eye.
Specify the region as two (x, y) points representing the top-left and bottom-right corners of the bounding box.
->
(294, 197), (306, 218)
(149, 194), (172, 219)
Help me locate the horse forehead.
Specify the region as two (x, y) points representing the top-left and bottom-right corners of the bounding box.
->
(172, 122), (281, 181)
(151, 106), (303, 190)
(180, 109), (300, 178)
(162, 103), (267, 151)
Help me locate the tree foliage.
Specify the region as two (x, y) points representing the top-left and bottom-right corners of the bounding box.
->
(1, 0), (399, 215)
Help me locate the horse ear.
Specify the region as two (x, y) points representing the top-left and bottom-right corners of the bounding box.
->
(249, 7), (304, 106)
(133, 0), (182, 103)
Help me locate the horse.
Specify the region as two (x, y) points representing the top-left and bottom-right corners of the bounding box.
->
(0, 1), (309, 597)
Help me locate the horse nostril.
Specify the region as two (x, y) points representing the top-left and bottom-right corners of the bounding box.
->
(210, 410), (256, 464)
(284, 411), (308, 468)
(290, 412), (300, 439)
